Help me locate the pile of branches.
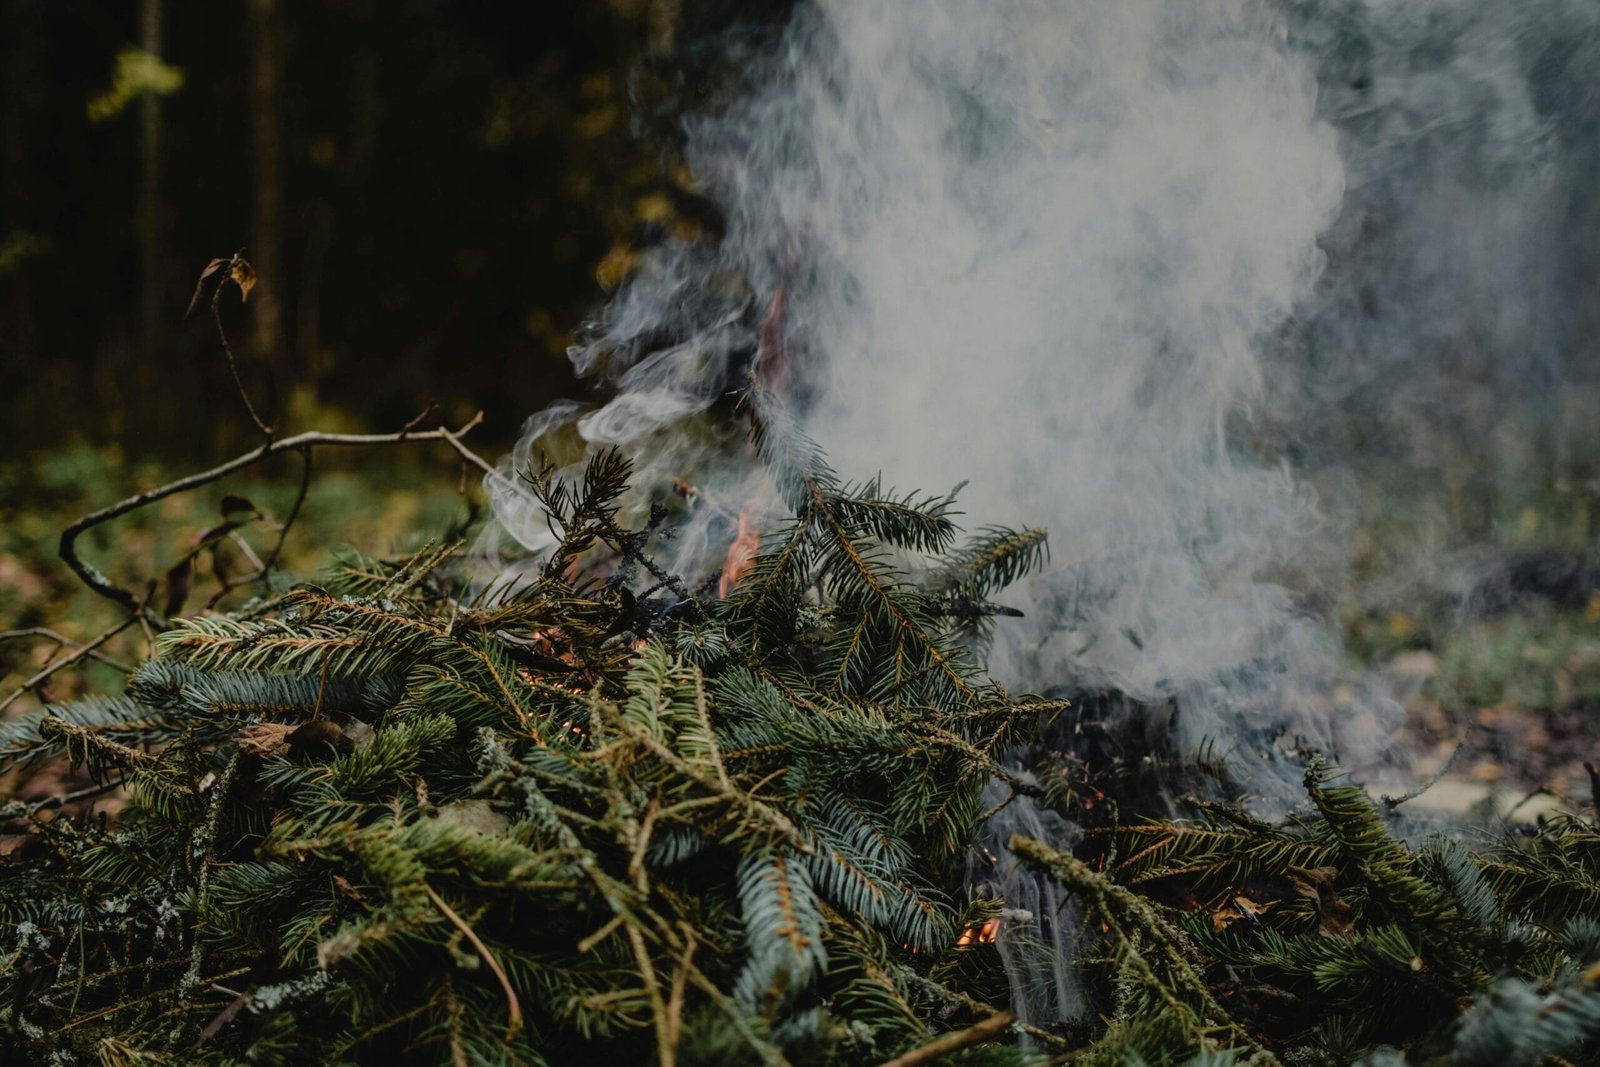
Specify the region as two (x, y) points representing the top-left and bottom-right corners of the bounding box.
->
(8, 392), (1600, 1066)
(1015, 759), (1600, 1066)
(0, 407), (1057, 1065)
(1011, 751), (1600, 1067)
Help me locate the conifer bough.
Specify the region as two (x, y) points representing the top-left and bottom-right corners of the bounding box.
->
(1, 404), (1053, 1066)
(12, 394), (1600, 1065)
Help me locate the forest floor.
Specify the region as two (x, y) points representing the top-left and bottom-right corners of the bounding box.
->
(1325, 577), (1600, 827)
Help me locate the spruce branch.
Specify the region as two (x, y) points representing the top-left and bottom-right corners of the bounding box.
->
(422, 881), (523, 1042)
(1009, 833), (1277, 1063)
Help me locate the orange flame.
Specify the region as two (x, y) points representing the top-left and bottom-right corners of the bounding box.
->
(719, 505), (761, 598)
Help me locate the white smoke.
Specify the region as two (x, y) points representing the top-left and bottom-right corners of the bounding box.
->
(771, 1), (1346, 714)
(488, 0), (1374, 775)
(483, 0), (1600, 1031)
(487, 0), (1600, 756)
(1277, 0), (1600, 619)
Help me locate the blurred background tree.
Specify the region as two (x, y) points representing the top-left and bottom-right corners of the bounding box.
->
(0, 0), (792, 702)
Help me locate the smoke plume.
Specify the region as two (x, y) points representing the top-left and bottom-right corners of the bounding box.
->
(485, 0), (1600, 1028)
(493, 0), (1360, 773)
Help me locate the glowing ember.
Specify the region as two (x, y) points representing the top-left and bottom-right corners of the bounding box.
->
(955, 918), (1001, 947)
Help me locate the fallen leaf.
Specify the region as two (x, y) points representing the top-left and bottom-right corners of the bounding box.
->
(1287, 865), (1355, 938)
(184, 254), (257, 317)
(235, 722), (294, 759)
(289, 719), (354, 755)
(1210, 893), (1278, 934)
(433, 798), (511, 837)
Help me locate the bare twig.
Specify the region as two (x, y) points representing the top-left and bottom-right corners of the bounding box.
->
(0, 615), (141, 715)
(877, 1011), (1016, 1067)
(208, 252), (273, 438)
(976, 785), (1017, 824)
(194, 985), (250, 1048)
(0, 628), (135, 674)
(226, 529), (266, 573)
(203, 446), (313, 609)
(436, 418), (524, 499)
(898, 970), (1071, 1051)
(58, 413), (485, 619)
(0, 777), (126, 820)
(664, 926), (697, 1059)
(260, 444), (312, 578)
(627, 918), (674, 1067)
(54, 967), (251, 1033)
(399, 400), (439, 438)
(421, 882), (523, 1042)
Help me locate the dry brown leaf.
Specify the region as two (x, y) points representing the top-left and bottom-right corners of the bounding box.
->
(228, 256), (257, 302)
(289, 719), (354, 755)
(235, 722), (294, 758)
(1210, 892), (1278, 933)
(1287, 865), (1355, 938)
(184, 255), (257, 318)
(433, 798), (512, 837)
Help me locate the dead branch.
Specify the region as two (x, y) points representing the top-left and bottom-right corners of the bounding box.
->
(205, 251), (273, 438)
(422, 882), (523, 1042)
(0, 628), (135, 674)
(0, 616), (141, 715)
(260, 443), (311, 576)
(59, 413), (485, 620)
(877, 1011), (1016, 1067)
(0, 777), (126, 819)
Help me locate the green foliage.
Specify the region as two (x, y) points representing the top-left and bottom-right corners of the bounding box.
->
(16, 397), (1600, 1065)
(86, 49), (185, 123)
(0, 416), (1047, 1065)
(1026, 759), (1600, 1065)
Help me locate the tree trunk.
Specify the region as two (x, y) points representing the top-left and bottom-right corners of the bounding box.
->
(248, 0), (285, 370)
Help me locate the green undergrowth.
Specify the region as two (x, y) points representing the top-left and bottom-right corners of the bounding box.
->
(1045, 761), (1600, 1065)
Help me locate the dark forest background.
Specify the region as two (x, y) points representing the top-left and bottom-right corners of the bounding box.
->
(0, 0), (788, 459)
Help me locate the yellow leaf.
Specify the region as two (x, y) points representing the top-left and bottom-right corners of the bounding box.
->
(87, 49), (185, 123)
